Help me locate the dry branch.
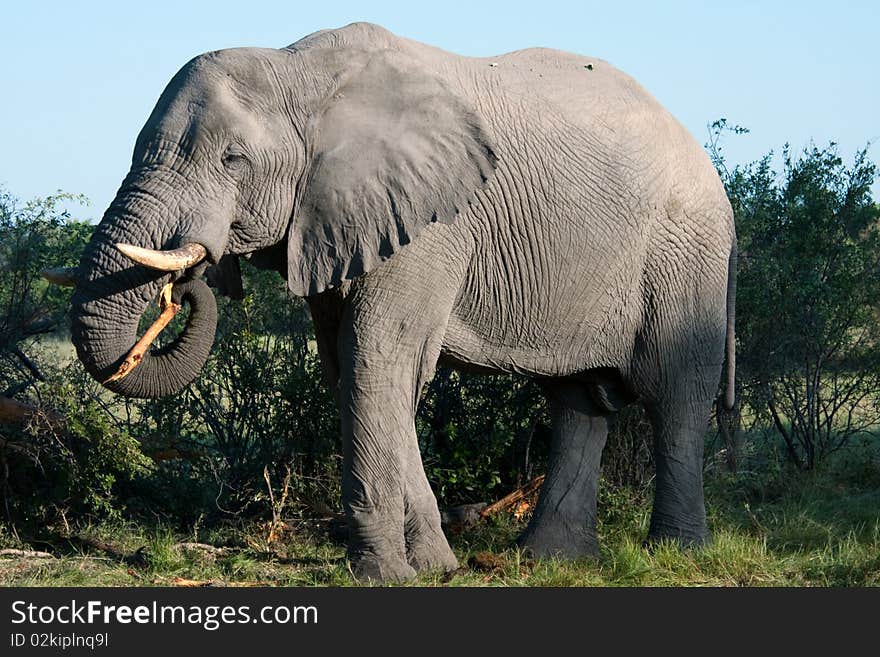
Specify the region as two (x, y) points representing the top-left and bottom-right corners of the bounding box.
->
(480, 475), (545, 519)
(175, 542), (228, 555)
(168, 577), (213, 587)
(163, 576), (267, 587)
(41, 267), (78, 287)
(0, 548), (55, 559)
(105, 283), (180, 383)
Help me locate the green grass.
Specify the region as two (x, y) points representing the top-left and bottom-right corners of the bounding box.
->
(2, 447), (879, 587)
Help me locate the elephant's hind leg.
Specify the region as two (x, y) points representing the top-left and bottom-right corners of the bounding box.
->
(518, 380), (609, 559)
(642, 375), (717, 547)
(634, 244), (729, 547)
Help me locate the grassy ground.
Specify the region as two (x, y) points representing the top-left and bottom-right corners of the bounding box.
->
(2, 446), (879, 587)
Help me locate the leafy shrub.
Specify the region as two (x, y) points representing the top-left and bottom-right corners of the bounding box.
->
(601, 404), (655, 490)
(417, 369), (549, 505)
(2, 373), (152, 527)
(127, 263), (341, 521)
(726, 142), (880, 468)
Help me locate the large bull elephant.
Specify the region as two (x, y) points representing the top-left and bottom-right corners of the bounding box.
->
(64, 22), (736, 581)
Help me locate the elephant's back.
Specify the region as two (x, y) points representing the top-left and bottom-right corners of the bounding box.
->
(460, 47), (704, 176)
(471, 47), (650, 112)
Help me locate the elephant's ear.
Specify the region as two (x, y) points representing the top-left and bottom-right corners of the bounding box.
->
(287, 50), (498, 296)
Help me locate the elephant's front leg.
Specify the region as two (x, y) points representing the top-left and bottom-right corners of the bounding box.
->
(402, 439), (458, 573)
(339, 301), (456, 582)
(339, 381), (413, 582)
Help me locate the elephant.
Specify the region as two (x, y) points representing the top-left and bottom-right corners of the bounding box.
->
(65, 22), (736, 582)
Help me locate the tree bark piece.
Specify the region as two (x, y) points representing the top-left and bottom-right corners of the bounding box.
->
(105, 283), (180, 383)
(480, 475), (545, 519)
(0, 397), (36, 424)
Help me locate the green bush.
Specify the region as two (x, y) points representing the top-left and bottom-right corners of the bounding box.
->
(417, 369), (549, 505)
(2, 373), (152, 527)
(123, 263), (341, 522)
(709, 126), (880, 469)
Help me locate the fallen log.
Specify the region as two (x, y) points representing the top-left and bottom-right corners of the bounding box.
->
(64, 535), (147, 567)
(480, 475), (545, 519)
(0, 397), (38, 425)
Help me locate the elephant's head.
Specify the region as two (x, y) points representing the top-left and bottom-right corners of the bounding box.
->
(69, 33), (497, 398)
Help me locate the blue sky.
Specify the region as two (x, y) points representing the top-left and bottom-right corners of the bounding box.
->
(1, 1), (877, 217)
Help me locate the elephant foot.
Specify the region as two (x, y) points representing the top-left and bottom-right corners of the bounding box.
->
(517, 523), (599, 560)
(405, 510), (459, 573)
(406, 535), (459, 573)
(350, 554), (417, 583)
(646, 516), (711, 549)
(645, 530), (711, 550)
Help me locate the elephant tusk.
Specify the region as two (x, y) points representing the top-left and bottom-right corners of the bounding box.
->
(115, 242), (207, 272)
(41, 267), (78, 287)
(105, 283), (181, 384)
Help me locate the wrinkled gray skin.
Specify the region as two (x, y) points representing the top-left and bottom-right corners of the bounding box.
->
(70, 23), (736, 582)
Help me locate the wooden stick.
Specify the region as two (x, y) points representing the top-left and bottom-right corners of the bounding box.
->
(480, 474), (545, 519)
(175, 542), (228, 555)
(168, 577), (213, 587)
(0, 549), (55, 558)
(105, 283), (180, 383)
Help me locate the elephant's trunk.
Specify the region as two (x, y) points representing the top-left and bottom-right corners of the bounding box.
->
(70, 189), (219, 399)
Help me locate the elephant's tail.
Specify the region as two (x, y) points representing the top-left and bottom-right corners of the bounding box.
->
(723, 241), (737, 410)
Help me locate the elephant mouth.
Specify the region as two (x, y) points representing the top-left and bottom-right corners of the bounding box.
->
(59, 237), (219, 399)
(100, 241), (209, 384)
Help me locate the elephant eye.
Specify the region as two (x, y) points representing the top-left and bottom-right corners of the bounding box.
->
(221, 145), (250, 172)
